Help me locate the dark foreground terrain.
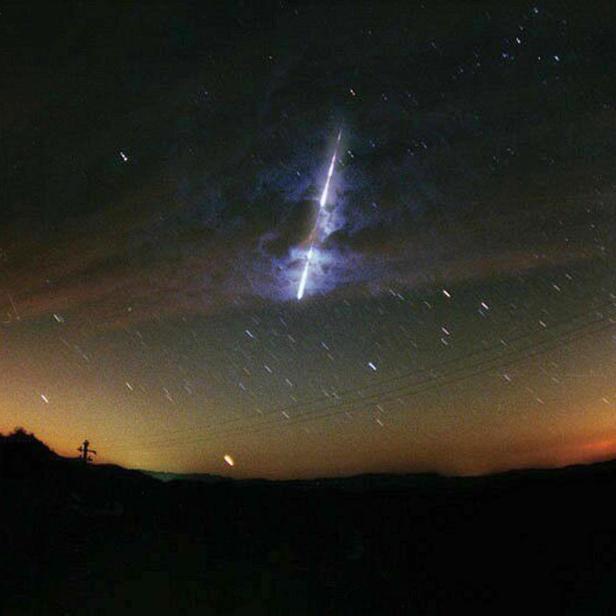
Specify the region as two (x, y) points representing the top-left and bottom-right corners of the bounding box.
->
(3, 430), (616, 614)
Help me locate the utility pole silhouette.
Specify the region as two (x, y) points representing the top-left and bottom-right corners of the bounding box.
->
(77, 439), (97, 464)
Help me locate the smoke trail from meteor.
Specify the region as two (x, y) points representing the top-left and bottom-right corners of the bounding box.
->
(297, 130), (342, 300)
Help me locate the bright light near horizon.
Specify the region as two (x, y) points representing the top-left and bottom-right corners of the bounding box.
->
(224, 454), (235, 467)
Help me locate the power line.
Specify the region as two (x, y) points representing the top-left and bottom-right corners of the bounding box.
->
(111, 303), (616, 454)
(110, 300), (616, 451)
(108, 297), (615, 449)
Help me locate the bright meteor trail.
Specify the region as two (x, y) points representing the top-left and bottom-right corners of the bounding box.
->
(297, 130), (342, 300)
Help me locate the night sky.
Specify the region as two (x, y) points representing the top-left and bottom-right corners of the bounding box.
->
(2, 1), (615, 478)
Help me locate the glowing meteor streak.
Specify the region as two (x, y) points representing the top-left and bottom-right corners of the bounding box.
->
(297, 130), (342, 300)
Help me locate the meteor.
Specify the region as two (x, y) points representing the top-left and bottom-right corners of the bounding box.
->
(297, 130), (342, 300)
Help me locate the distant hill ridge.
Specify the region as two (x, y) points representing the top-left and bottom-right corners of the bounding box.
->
(6, 428), (616, 491)
(4, 428), (616, 614)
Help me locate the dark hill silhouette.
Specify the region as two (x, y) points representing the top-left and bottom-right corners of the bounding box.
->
(0, 427), (60, 475)
(4, 429), (616, 614)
